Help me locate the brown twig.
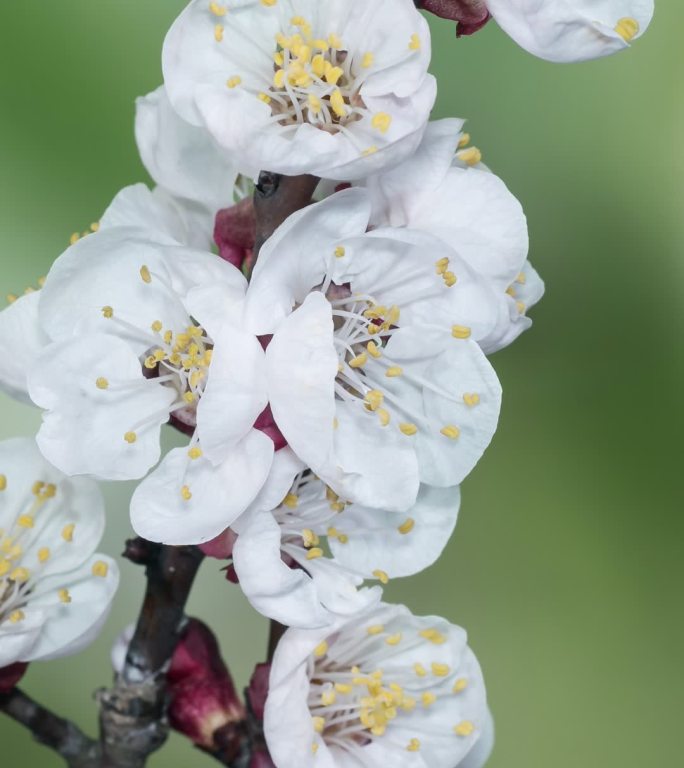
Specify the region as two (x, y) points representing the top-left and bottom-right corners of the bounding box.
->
(0, 687), (99, 768)
(97, 540), (204, 768)
(253, 172), (319, 257)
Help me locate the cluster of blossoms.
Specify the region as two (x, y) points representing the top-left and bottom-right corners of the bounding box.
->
(0, 0), (651, 765)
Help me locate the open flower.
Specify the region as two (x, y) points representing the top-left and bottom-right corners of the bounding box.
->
(162, 0), (436, 179)
(232, 449), (460, 628)
(364, 118), (543, 354)
(264, 602), (491, 767)
(27, 225), (273, 545)
(244, 188), (502, 512)
(425, 0), (653, 62)
(0, 436), (118, 670)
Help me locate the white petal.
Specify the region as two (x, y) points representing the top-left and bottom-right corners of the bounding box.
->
(245, 189), (371, 336)
(130, 430), (274, 545)
(196, 322), (268, 464)
(329, 485), (460, 578)
(487, 0), (654, 62)
(135, 85), (238, 211)
(24, 554), (119, 662)
(29, 334), (176, 481)
(0, 291), (48, 404)
(0, 610), (46, 668)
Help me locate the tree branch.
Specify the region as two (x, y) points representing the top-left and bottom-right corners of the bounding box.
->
(0, 687), (99, 768)
(253, 172), (319, 257)
(98, 540), (204, 768)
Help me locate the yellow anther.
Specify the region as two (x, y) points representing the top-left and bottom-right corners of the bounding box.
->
(331, 504), (346, 515)
(414, 663), (427, 677)
(312, 716), (325, 734)
(314, 640), (329, 658)
(362, 52), (374, 68)
(0, 561), (9, 577)
(139, 265), (152, 284)
(183, 392), (196, 404)
(362, 145), (378, 156)
(209, 2), (227, 17)
(10, 567), (30, 582)
(302, 529), (319, 548)
(385, 366), (403, 378)
(516, 271), (527, 284)
(307, 547), (324, 560)
(333, 417), (339, 430)
(323, 65), (343, 87)
(454, 721), (475, 737)
(124, 431), (137, 444)
(453, 678), (468, 693)
(366, 341), (381, 359)
(9, 610), (25, 624)
(348, 352), (368, 369)
(283, 493), (299, 509)
(421, 692), (436, 707)
(24, 286), (35, 295)
(420, 628), (447, 644)
(432, 662), (451, 677)
(43, 483), (56, 499)
(188, 447), (203, 460)
(214, 24), (224, 42)
(59, 588), (72, 604)
(377, 408), (391, 427)
(261, 0), (277, 5)
(399, 423), (417, 436)
(615, 17), (639, 42)
(96, 377), (109, 390)
(6, 294), (17, 304)
(92, 560), (109, 578)
(367, 624), (384, 636)
(102, 306), (114, 319)
(258, 92), (272, 104)
(163, 330), (173, 344)
(463, 393), (480, 407)
(364, 390), (384, 412)
(311, 743), (319, 755)
(17, 515), (34, 529)
(441, 425), (461, 440)
(311, 53), (326, 77)
(150, 320), (163, 333)
(330, 88), (347, 118)
(62, 523), (75, 542)
(327, 526), (340, 539)
(385, 633), (402, 646)
(335, 682), (353, 694)
(506, 285), (516, 298)
(409, 33), (421, 50)
(226, 75), (242, 88)
(452, 324), (472, 339)
(516, 300), (527, 314)
(308, 93), (321, 113)
(334, 246), (346, 258)
(458, 132), (471, 149)
(386, 305), (400, 325)
(435, 257), (449, 274)
(457, 147), (482, 166)
(373, 569), (389, 584)
(443, 271), (457, 287)
(0, 475), (6, 491)
(273, 68), (286, 88)
(407, 738), (421, 752)
(328, 33), (343, 49)
(69, 232), (81, 245)
(38, 547), (50, 563)
(32, 481), (44, 496)
(371, 112), (392, 134)
(273, 50), (284, 67)
(181, 485), (192, 502)
(321, 689), (336, 706)
(398, 518), (415, 535)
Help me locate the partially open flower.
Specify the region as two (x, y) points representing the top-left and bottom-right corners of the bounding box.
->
(0, 437), (118, 670)
(245, 188), (502, 511)
(232, 448), (460, 628)
(265, 602), (491, 767)
(27, 226), (273, 545)
(163, 0), (436, 179)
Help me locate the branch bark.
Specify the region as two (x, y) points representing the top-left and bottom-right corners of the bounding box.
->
(0, 688), (99, 768)
(98, 540), (204, 768)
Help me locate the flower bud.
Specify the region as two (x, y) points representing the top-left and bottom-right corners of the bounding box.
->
(214, 198), (256, 273)
(0, 662), (28, 693)
(419, 0), (491, 36)
(247, 662), (271, 722)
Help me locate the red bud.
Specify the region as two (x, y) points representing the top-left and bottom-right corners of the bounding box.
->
(419, 0), (491, 36)
(214, 198), (256, 272)
(0, 662), (28, 693)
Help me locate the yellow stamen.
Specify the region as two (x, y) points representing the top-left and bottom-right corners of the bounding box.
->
(17, 515), (34, 529)
(414, 663), (427, 677)
(312, 716), (325, 734)
(385, 633), (402, 646)
(0, 475), (6, 492)
(420, 628), (447, 644)
(181, 485), (192, 501)
(452, 324), (472, 339)
(373, 569), (389, 584)
(334, 246), (346, 258)
(96, 377), (109, 390)
(188, 447), (203, 460)
(432, 662), (451, 677)
(409, 33), (421, 50)
(214, 24), (224, 42)
(283, 493), (298, 509)
(441, 425), (461, 440)
(615, 17), (639, 42)
(92, 560), (109, 578)
(398, 518), (415, 535)
(463, 393), (480, 407)
(209, 2), (227, 17)
(407, 738), (421, 752)
(226, 75), (242, 88)
(9, 610), (25, 624)
(367, 625), (384, 636)
(307, 547), (324, 560)
(314, 641), (329, 658)
(102, 306), (114, 319)
(385, 366), (403, 378)
(457, 132), (471, 148)
(349, 352), (368, 369)
(139, 265), (152, 284)
(454, 721), (475, 737)
(38, 547), (50, 563)
(421, 692), (436, 707)
(362, 52), (374, 68)
(58, 588), (71, 604)
(124, 431), (137, 444)
(371, 112), (392, 134)
(399, 423), (417, 436)
(62, 523), (75, 542)
(457, 147), (482, 166)
(453, 678), (468, 693)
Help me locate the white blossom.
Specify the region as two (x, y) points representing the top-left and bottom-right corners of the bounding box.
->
(363, 118), (543, 354)
(486, 0), (654, 63)
(232, 449), (460, 628)
(264, 602), (491, 767)
(162, 0), (436, 179)
(244, 188), (502, 512)
(26, 225), (273, 545)
(0, 437), (118, 668)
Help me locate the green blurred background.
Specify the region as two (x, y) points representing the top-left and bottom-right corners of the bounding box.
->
(0, 1), (681, 765)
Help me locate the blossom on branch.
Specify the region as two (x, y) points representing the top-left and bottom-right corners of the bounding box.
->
(245, 188), (502, 511)
(163, 0), (436, 179)
(0, 437), (118, 671)
(264, 602), (491, 767)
